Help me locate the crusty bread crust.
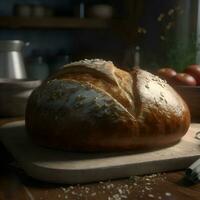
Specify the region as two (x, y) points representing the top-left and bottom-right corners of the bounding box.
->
(25, 59), (190, 152)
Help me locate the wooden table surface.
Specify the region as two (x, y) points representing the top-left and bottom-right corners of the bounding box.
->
(0, 118), (200, 200)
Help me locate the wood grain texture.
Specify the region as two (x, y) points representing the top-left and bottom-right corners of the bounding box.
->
(0, 16), (128, 29)
(0, 118), (200, 199)
(0, 159), (200, 200)
(175, 86), (200, 122)
(0, 120), (200, 184)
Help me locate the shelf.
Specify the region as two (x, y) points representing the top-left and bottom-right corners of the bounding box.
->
(0, 16), (127, 29)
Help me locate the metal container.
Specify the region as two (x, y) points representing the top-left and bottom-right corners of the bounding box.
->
(0, 40), (28, 79)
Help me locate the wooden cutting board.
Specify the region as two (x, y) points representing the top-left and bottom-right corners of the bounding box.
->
(0, 121), (199, 184)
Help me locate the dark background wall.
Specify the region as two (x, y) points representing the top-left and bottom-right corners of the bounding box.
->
(0, 0), (196, 69)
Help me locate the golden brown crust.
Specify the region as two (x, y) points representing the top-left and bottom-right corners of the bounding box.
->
(25, 59), (190, 152)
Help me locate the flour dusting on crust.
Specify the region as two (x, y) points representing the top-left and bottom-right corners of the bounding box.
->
(64, 59), (113, 68)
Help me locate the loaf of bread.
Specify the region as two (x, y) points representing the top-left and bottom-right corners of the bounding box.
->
(25, 59), (190, 152)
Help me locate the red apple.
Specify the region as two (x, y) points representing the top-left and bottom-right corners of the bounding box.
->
(184, 64), (200, 85)
(173, 73), (197, 86)
(157, 67), (177, 84)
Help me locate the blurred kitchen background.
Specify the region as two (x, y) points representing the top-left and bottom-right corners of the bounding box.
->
(1, 0), (200, 118)
(0, 0), (198, 78)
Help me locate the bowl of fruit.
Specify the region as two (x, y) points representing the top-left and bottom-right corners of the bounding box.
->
(157, 64), (200, 122)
